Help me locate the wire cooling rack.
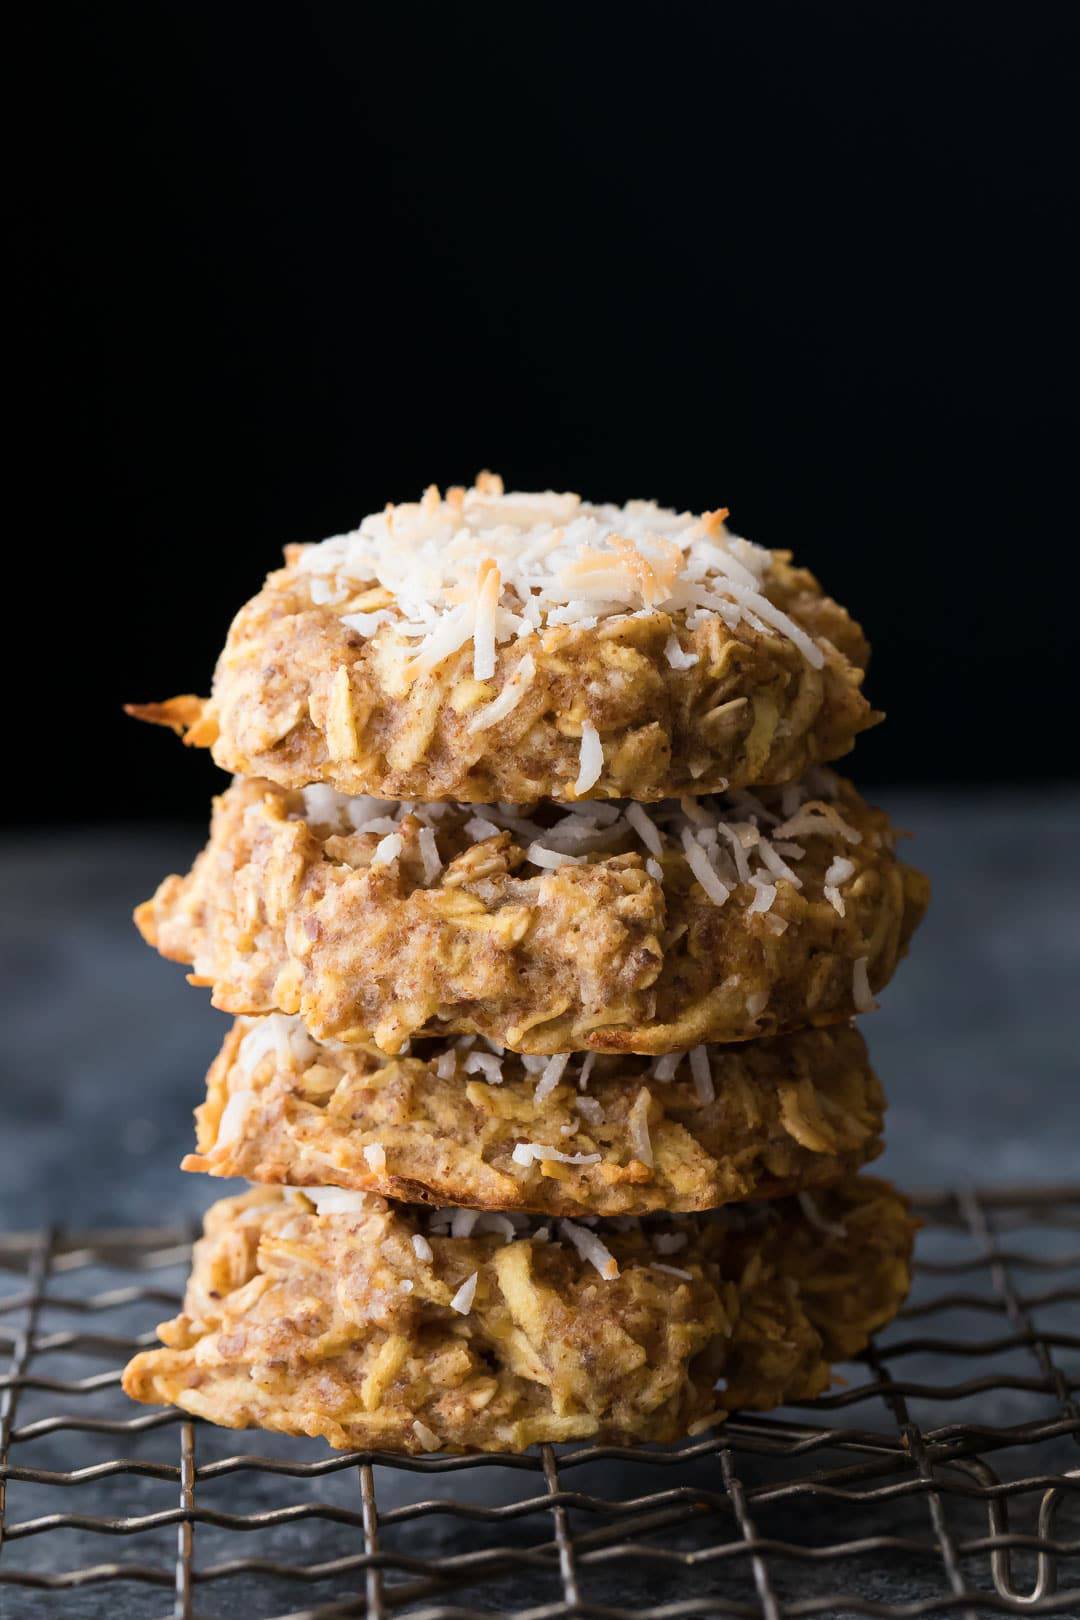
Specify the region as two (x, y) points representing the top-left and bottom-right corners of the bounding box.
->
(0, 1187), (1077, 1620)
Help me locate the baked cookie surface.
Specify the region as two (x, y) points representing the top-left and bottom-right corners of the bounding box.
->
(122, 1175), (913, 1453)
(188, 1017), (885, 1216)
(129, 479), (878, 803)
(136, 770), (928, 1055)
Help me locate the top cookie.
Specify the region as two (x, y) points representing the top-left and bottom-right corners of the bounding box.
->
(130, 475), (879, 803)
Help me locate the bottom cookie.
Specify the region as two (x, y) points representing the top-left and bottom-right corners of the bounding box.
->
(123, 1175), (913, 1453)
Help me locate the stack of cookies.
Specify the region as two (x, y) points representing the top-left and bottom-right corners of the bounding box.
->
(123, 476), (928, 1453)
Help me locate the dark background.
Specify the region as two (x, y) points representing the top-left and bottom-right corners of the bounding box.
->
(13, 5), (1079, 825)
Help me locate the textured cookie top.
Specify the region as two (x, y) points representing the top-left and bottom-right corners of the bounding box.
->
(128, 475), (878, 802)
(297, 474), (827, 678)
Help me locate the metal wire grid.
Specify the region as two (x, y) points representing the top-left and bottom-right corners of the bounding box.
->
(0, 1187), (1077, 1620)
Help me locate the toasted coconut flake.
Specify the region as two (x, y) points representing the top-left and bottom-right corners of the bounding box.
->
(472, 560), (500, 680)
(559, 1219), (619, 1280)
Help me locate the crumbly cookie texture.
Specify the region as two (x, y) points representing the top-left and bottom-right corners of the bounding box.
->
(122, 1176), (913, 1454)
(188, 1017), (885, 1216)
(135, 771), (928, 1055)
(127, 479), (878, 803)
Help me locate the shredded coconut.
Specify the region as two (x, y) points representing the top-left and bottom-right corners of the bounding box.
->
(626, 802), (663, 857)
(575, 721), (604, 795)
(464, 1051), (505, 1084)
(418, 826), (442, 885)
(689, 1046), (715, 1104)
(238, 1013), (318, 1076)
(296, 485), (824, 692)
(680, 827), (731, 906)
(371, 832), (403, 868)
(651, 1262), (693, 1280)
(664, 634), (699, 670)
(577, 1052), (596, 1091)
(411, 1233), (434, 1263)
(747, 881), (778, 914)
(651, 1052), (682, 1083)
(797, 1191), (847, 1239)
(852, 956), (877, 1013)
(216, 1089), (255, 1147)
(512, 1143), (602, 1168)
(534, 1052), (571, 1104)
(303, 1186), (370, 1216)
(449, 1271), (479, 1314)
(362, 1143), (386, 1172)
(526, 842), (586, 870)
(653, 1230), (689, 1255)
(559, 1219), (619, 1279)
(435, 1050), (457, 1080)
(412, 1420), (441, 1451)
(627, 1088), (654, 1167)
(467, 652), (536, 733)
